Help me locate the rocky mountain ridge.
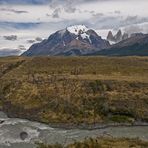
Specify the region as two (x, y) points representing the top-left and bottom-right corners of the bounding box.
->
(22, 25), (110, 56)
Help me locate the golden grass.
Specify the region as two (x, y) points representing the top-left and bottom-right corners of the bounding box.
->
(0, 56), (148, 124)
(37, 137), (148, 148)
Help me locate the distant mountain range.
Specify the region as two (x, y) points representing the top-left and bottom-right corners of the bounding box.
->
(22, 25), (148, 56)
(22, 25), (110, 56)
(91, 33), (148, 56)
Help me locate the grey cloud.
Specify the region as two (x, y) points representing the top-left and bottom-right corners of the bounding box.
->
(88, 11), (95, 14)
(27, 37), (43, 44)
(124, 25), (143, 34)
(49, 0), (107, 17)
(122, 16), (148, 26)
(52, 8), (61, 18)
(114, 10), (121, 14)
(27, 39), (36, 44)
(41, 15), (148, 34)
(64, 7), (76, 13)
(92, 12), (104, 17)
(124, 16), (139, 24)
(35, 37), (43, 41)
(49, 0), (100, 8)
(0, 8), (28, 14)
(18, 45), (26, 50)
(49, 0), (87, 14)
(0, 0), (104, 5)
(83, 14), (148, 30)
(83, 15), (121, 30)
(46, 13), (50, 17)
(3, 35), (17, 41)
(63, 0), (77, 13)
(0, 0), (49, 5)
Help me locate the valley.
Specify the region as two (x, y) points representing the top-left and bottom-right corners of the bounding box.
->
(0, 56), (148, 147)
(1, 0), (148, 147)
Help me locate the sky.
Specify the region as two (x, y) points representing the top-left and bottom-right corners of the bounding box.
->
(0, 0), (148, 56)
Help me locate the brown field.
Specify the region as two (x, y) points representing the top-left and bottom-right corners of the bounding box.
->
(0, 56), (148, 124)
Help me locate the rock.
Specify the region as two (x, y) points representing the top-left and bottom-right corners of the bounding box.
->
(0, 120), (5, 124)
(0, 111), (8, 118)
(107, 30), (129, 43)
(114, 29), (122, 42)
(20, 132), (28, 140)
(122, 33), (129, 40)
(107, 31), (115, 41)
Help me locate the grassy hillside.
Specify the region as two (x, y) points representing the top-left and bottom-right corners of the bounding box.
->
(0, 56), (148, 124)
(37, 137), (148, 148)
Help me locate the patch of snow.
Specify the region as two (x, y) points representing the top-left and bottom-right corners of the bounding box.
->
(63, 41), (66, 46)
(81, 33), (92, 44)
(58, 29), (66, 36)
(108, 40), (116, 45)
(66, 25), (92, 43)
(67, 25), (89, 35)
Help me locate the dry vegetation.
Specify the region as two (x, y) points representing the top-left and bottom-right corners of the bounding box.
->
(0, 56), (148, 124)
(37, 137), (148, 148)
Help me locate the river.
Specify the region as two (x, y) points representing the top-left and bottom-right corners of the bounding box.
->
(0, 111), (148, 148)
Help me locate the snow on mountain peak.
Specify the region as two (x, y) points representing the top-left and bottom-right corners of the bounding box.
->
(67, 25), (89, 35)
(81, 32), (92, 43)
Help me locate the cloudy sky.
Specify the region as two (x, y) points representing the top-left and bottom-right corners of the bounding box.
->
(0, 0), (148, 56)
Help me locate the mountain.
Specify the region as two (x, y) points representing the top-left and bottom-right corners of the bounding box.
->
(107, 31), (114, 42)
(107, 30), (129, 43)
(130, 33), (145, 38)
(122, 33), (129, 40)
(114, 29), (122, 42)
(22, 25), (110, 56)
(90, 33), (148, 56)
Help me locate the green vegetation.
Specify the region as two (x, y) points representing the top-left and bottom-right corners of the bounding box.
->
(0, 56), (148, 124)
(37, 137), (148, 148)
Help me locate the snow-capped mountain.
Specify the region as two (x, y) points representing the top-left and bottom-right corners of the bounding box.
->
(22, 25), (110, 56)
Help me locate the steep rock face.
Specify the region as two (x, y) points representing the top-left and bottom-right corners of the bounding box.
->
(107, 31), (115, 42)
(114, 30), (122, 42)
(107, 30), (129, 44)
(22, 25), (110, 56)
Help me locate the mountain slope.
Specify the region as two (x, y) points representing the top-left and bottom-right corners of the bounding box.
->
(22, 25), (110, 56)
(91, 34), (148, 56)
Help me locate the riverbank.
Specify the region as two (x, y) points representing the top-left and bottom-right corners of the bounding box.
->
(37, 137), (148, 148)
(1, 111), (148, 130)
(0, 111), (148, 148)
(47, 122), (148, 130)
